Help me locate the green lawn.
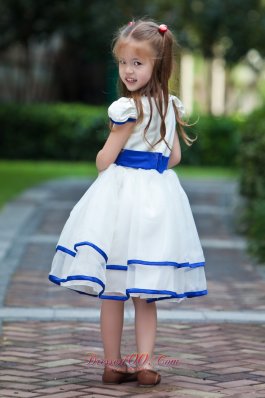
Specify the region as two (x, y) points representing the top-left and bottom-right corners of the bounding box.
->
(0, 160), (239, 209)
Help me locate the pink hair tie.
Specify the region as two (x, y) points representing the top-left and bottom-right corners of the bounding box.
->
(158, 24), (168, 34)
(128, 21), (135, 26)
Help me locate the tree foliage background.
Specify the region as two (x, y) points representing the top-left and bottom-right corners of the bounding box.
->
(0, 0), (264, 103)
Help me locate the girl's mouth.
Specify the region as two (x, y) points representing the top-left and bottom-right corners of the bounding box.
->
(125, 78), (137, 83)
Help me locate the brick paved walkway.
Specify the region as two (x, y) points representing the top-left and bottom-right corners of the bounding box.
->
(0, 177), (265, 397)
(1, 322), (265, 397)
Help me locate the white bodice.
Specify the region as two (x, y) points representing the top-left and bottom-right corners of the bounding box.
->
(108, 95), (185, 157)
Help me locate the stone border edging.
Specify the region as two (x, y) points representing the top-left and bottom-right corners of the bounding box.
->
(1, 307), (265, 324)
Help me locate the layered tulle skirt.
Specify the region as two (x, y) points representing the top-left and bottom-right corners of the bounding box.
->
(49, 164), (207, 303)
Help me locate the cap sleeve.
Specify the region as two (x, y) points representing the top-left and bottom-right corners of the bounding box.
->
(108, 97), (137, 125)
(170, 95), (185, 119)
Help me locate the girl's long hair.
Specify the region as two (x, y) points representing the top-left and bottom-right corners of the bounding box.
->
(112, 19), (194, 148)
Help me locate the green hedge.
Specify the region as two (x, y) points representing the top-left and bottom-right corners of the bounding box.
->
(0, 103), (242, 166)
(0, 103), (108, 161)
(239, 106), (265, 262)
(182, 115), (243, 166)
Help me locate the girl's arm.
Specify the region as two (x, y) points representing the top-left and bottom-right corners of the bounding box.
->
(168, 131), (181, 168)
(96, 122), (135, 172)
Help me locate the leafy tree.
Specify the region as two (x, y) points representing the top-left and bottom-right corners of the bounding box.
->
(178, 0), (263, 62)
(157, 0), (265, 112)
(0, 0), (264, 104)
(0, 0), (156, 102)
(0, 0), (68, 50)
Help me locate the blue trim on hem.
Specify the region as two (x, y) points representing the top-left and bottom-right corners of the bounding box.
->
(74, 241), (108, 262)
(55, 243), (205, 270)
(56, 245), (76, 257)
(51, 240), (207, 302)
(99, 293), (130, 301)
(128, 259), (205, 268)
(56, 242), (108, 263)
(48, 274), (105, 296)
(145, 289), (208, 302)
(110, 117), (137, 125)
(49, 274), (207, 303)
(106, 265), (128, 271)
(126, 288), (208, 303)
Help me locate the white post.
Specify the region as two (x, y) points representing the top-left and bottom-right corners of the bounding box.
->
(211, 57), (226, 115)
(180, 52), (194, 114)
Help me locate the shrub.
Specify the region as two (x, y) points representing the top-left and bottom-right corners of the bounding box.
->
(181, 114), (243, 167)
(0, 103), (242, 167)
(0, 103), (108, 161)
(243, 201), (265, 261)
(239, 106), (265, 262)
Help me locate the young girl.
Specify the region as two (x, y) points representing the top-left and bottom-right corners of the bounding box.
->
(49, 19), (207, 387)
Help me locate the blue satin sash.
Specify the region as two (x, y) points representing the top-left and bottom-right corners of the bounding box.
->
(114, 149), (169, 173)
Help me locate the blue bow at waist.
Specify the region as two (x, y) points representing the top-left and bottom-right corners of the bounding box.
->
(114, 149), (169, 173)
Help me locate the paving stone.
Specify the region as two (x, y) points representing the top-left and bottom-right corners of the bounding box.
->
(251, 371), (265, 377)
(83, 387), (127, 396)
(36, 359), (82, 368)
(38, 392), (86, 398)
(0, 382), (41, 390)
(34, 384), (87, 394)
(0, 390), (39, 398)
(0, 369), (43, 377)
(37, 365), (83, 374)
(171, 390), (226, 397)
(0, 375), (42, 383)
(216, 379), (260, 388)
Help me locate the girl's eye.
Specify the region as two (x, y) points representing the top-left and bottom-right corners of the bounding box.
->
(119, 60), (126, 64)
(134, 61), (142, 66)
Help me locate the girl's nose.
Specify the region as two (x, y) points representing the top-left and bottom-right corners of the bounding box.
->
(125, 64), (133, 74)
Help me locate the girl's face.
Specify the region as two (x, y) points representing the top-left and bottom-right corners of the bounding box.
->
(117, 39), (155, 92)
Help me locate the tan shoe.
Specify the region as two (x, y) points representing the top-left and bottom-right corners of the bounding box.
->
(102, 366), (138, 384)
(136, 368), (161, 387)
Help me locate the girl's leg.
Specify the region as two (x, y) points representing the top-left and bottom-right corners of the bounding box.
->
(132, 297), (157, 370)
(100, 299), (126, 371)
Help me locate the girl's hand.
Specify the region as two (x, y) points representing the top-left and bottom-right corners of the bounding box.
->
(96, 122), (135, 172)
